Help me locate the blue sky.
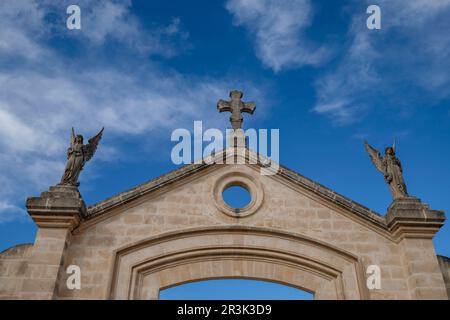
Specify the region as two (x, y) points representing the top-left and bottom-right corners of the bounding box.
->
(160, 279), (313, 300)
(0, 0), (450, 298)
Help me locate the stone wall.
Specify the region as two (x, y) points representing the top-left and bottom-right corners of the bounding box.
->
(0, 155), (447, 300)
(437, 255), (450, 298)
(0, 244), (33, 299)
(51, 164), (446, 299)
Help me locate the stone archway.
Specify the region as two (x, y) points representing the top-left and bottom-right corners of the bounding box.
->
(3, 149), (447, 300)
(108, 226), (368, 300)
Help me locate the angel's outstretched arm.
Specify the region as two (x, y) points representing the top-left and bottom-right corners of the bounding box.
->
(66, 128), (76, 158)
(71, 128), (75, 146)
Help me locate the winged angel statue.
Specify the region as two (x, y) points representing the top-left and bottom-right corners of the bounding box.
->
(365, 141), (409, 200)
(60, 127), (104, 186)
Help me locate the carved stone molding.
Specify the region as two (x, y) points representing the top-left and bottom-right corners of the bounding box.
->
(26, 185), (86, 230)
(108, 226), (367, 300)
(386, 197), (445, 239)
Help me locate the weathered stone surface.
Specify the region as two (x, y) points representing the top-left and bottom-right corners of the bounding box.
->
(26, 185), (86, 229)
(6, 184), (87, 299)
(437, 255), (450, 298)
(387, 197), (443, 221)
(386, 197), (445, 239)
(0, 244), (33, 299)
(0, 148), (447, 300)
(217, 90), (256, 130)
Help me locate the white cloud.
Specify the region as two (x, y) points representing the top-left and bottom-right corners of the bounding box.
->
(0, 0), (188, 61)
(0, 201), (27, 223)
(73, 0), (188, 56)
(0, 0), (49, 61)
(0, 0), (265, 223)
(225, 0), (330, 72)
(81, 0), (134, 44)
(0, 108), (40, 153)
(312, 0), (450, 124)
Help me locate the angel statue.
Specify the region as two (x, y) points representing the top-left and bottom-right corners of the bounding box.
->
(364, 141), (409, 200)
(59, 127), (104, 186)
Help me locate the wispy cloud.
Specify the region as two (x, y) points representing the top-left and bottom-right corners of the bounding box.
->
(69, 1), (189, 56)
(0, 201), (27, 223)
(0, 0), (265, 223)
(312, 0), (450, 124)
(225, 0), (331, 72)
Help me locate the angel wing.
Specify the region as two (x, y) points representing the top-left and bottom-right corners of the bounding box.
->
(84, 127), (104, 162)
(217, 100), (232, 113)
(364, 141), (385, 174)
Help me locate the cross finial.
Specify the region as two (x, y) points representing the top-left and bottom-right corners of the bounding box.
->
(217, 90), (256, 130)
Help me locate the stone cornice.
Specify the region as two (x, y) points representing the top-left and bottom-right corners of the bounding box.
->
(386, 197), (446, 240)
(26, 185), (86, 230)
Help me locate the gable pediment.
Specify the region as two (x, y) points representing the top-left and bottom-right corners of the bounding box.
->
(84, 148), (388, 232)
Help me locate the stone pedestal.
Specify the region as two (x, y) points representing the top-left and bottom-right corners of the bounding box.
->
(386, 197), (445, 239)
(386, 197), (448, 299)
(20, 185), (85, 299)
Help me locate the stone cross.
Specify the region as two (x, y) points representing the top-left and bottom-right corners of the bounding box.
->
(217, 90), (256, 130)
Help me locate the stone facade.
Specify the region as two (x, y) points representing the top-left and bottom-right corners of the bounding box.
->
(0, 244), (33, 299)
(437, 255), (450, 298)
(0, 148), (448, 299)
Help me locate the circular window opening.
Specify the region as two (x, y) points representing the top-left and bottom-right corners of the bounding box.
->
(222, 185), (251, 210)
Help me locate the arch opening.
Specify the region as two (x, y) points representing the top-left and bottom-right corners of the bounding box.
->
(160, 278), (314, 300)
(109, 226), (365, 300)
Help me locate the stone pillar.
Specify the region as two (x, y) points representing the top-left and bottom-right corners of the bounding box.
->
(20, 185), (85, 299)
(386, 197), (448, 299)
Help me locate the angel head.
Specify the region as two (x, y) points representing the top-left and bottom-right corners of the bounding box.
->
(75, 135), (84, 144)
(385, 142), (396, 156)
